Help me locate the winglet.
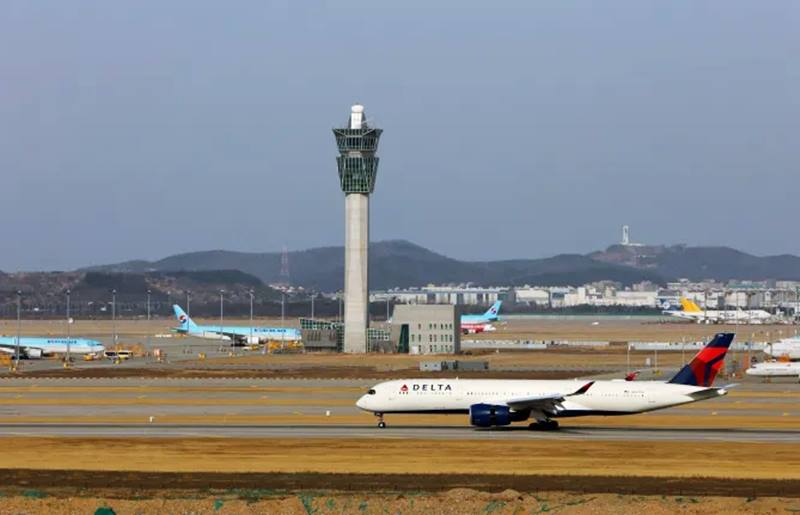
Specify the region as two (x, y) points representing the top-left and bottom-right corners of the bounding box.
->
(569, 381), (594, 396)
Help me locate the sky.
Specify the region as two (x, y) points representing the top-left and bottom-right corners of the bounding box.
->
(1, 1), (798, 271)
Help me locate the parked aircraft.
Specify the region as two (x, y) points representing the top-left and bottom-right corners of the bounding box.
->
(763, 338), (800, 360)
(460, 301), (503, 334)
(356, 333), (735, 429)
(663, 298), (773, 324)
(461, 301), (502, 325)
(746, 361), (800, 379)
(461, 322), (497, 335)
(0, 337), (105, 359)
(172, 305), (302, 345)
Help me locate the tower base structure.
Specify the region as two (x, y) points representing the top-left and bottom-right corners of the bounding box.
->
(343, 193), (369, 353)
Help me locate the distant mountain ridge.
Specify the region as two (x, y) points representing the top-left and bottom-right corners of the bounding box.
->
(83, 239), (800, 290)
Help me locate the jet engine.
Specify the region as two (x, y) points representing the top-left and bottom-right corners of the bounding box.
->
(469, 403), (527, 427)
(23, 348), (43, 359)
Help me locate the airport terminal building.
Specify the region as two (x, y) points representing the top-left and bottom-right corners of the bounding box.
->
(391, 304), (460, 355)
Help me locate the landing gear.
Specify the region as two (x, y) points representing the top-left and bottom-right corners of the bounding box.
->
(529, 420), (559, 431)
(376, 413), (386, 428)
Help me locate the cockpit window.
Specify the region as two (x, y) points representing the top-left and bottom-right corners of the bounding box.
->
(367, 389), (376, 395)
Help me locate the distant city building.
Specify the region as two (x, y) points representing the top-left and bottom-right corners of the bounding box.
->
(371, 285), (510, 306)
(369, 279), (800, 314)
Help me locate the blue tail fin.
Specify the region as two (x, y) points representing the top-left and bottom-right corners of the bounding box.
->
(668, 333), (734, 387)
(173, 305), (198, 331)
(484, 301), (502, 320)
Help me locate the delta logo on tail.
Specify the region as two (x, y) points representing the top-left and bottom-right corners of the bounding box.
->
(668, 333), (734, 387)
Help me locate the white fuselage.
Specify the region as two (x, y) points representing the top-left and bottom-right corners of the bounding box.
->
(356, 379), (721, 418)
(746, 361), (800, 377)
(764, 339), (800, 360)
(665, 309), (772, 324)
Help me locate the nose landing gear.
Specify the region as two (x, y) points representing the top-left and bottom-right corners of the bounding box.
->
(376, 413), (386, 428)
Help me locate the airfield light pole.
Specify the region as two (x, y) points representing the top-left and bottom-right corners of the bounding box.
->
(15, 291), (21, 371)
(111, 289), (117, 349)
(681, 336), (686, 366)
(386, 297), (390, 321)
(146, 289), (151, 356)
(281, 293), (286, 325)
(626, 341), (630, 374)
(66, 289), (71, 365)
(249, 290), (254, 344)
(219, 290), (225, 342)
(311, 293), (315, 319)
(186, 291), (191, 318)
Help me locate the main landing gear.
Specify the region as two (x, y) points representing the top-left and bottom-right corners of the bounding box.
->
(376, 413), (386, 428)
(529, 420), (559, 431)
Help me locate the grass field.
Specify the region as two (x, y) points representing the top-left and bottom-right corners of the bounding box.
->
(0, 437), (796, 480)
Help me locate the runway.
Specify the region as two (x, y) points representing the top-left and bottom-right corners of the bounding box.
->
(0, 423), (798, 442)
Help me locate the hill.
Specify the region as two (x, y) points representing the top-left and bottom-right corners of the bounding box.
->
(84, 240), (664, 290)
(0, 270), (279, 318)
(84, 239), (800, 290)
(591, 244), (800, 282)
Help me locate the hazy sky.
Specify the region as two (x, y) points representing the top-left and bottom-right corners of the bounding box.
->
(1, 1), (798, 271)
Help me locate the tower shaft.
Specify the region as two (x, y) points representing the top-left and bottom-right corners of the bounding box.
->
(344, 193), (369, 353)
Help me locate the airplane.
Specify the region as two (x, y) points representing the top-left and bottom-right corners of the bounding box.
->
(461, 322), (496, 335)
(746, 361), (800, 380)
(663, 298), (773, 324)
(172, 305), (302, 345)
(356, 333), (735, 430)
(763, 337), (800, 360)
(461, 301), (502, 325)
(0, 337), (105, 359)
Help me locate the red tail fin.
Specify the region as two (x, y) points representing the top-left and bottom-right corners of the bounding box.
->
(668, 333), (734, 387)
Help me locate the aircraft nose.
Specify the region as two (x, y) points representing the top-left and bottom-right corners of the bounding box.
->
(355, 395), (368, 411)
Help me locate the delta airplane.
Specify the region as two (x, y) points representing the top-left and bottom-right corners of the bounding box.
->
(663, 298), (772, 324)
(460, 301), (502, 334)
(0, 337), (105, 359)
(173, 305), (302, 345)
(357, 333), (735, 429)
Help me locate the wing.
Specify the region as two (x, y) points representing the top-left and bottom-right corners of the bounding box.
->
(505, 381), (594, 412)
(688, 384), (736, 401)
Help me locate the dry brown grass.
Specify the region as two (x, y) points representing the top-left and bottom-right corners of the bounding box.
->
(0, 437), (795, 480)
(3, 317), (792, 342)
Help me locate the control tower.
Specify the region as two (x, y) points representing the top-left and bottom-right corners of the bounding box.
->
(333, 105), (382, 353)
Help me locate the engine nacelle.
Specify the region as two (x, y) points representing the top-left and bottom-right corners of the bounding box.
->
(24, 348), (43, 359)
(469, 403), (526, 427)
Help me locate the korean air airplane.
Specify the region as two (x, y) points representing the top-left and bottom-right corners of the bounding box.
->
(461, 301), (502, 324)
(173, 305), (302, 345)
(0, 337), (105, 359)
(357, 333), (735, 429)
